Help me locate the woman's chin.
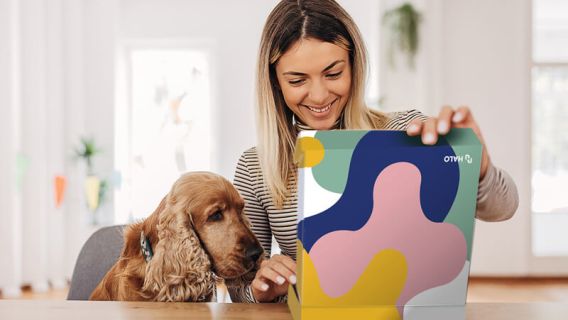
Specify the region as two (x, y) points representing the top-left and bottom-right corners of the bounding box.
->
(305, 117), (337, 130)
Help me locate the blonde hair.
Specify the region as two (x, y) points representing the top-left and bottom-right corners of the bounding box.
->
(256, 0), (388, 207)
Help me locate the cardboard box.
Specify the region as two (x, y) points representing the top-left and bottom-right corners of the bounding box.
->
(289, 129), (481, 320)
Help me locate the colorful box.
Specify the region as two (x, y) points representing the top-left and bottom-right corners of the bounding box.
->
(289, 129), (482, 320)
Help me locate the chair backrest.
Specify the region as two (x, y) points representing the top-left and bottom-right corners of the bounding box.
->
(67, 225), (126, 300)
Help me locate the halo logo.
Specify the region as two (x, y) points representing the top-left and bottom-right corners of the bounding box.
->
(443, 154), (473, 164)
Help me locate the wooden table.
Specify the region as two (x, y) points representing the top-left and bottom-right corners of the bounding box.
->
(1, 300), (568, 319)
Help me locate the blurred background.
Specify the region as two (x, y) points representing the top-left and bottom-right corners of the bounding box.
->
(0, 0), (567, 301)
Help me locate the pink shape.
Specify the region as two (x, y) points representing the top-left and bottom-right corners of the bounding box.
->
(309, 162), (466, 305)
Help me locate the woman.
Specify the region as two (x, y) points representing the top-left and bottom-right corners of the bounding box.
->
(229, 0), (518, 303)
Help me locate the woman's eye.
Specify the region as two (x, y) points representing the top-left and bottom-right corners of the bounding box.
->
(208, 210), (223, 222)
(326, 71), (342, 79)
(288, 79), (305, 86)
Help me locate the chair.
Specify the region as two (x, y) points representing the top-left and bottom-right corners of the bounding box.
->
(67, 225), (126, 300)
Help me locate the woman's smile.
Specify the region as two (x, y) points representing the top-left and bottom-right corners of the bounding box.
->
(302, 98), (337, 118)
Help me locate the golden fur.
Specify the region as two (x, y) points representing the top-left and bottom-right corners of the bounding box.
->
(90, 172), (263, 302)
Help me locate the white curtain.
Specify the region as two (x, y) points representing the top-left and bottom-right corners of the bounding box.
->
(0, 0), (111, 297)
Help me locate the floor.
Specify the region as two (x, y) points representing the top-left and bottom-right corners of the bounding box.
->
(2, 278), (568, 302)
(467, 277), (568, 302)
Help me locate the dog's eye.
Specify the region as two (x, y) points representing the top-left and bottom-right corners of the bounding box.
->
(208, 210), (223, 222)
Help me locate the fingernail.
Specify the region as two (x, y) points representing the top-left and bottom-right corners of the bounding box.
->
(423, 133), (435, 145)
(437, 122), (448, 134)
(276, 276), (285, 285)
(408, 124), (419, 132)
(289, 275), (297, 284)
(452, 112), (463, 123)
(261, 284), (269, 291)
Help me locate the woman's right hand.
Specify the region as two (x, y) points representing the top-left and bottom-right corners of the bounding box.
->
(251, 254), (296, 302)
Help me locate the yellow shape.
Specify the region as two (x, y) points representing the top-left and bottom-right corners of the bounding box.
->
(289, 289), (401, 320)
(295, 137), (325, 168)
(302, 244), (407, 306)
(288, 241), (408, 319)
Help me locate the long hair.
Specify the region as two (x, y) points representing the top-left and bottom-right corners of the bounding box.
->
(256, 0), (388, 207)
(142, 188), (215, 302)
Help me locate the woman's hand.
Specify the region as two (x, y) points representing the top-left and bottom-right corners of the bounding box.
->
(406, 106), (491, 179)
(251, 254), (296, 302)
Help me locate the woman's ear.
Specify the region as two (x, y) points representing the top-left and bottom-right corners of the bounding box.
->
(142, 199), (214, 302)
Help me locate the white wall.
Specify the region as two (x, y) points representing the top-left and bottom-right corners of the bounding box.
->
(380, 0), (534, 275)
(441, 0), (532, 276)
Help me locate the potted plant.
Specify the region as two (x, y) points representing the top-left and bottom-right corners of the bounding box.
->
(74, 137), (107, 222)
(382, 2), (422, 69)
(74, 137), (99, 176)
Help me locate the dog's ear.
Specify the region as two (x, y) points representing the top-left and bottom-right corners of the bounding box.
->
(142, 194), (214, 302)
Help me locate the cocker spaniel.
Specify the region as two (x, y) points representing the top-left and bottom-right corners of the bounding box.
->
(89, 171), (263, 302)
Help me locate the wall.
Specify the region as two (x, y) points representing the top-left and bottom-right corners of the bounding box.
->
(441, 0), (532, 276)
(380, 0), (534, 275)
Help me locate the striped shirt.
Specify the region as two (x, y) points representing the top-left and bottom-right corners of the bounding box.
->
(228, 109), (519, 303)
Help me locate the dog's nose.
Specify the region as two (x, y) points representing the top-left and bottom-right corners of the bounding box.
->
(245, 245), (263, 262)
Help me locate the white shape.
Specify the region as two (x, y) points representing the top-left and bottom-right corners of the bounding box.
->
(297, 166), (341, 221)
(403, 305), (465, 320)
(297, 131), (317, 138)
(404, 261), (470, 312)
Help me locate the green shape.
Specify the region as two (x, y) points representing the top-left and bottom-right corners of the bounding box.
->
(443, 128), (483, 260)
(312, 131), (369, 193)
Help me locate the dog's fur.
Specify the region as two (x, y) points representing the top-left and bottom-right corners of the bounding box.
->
(89, 172), (263, 302)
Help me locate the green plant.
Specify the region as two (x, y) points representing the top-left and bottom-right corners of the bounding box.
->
(382, 3), (422, 69)
(74, 137), (101, 175)
(98, 179), (109, 208)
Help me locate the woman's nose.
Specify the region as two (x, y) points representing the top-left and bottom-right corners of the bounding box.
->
(308, 80), (329, 106)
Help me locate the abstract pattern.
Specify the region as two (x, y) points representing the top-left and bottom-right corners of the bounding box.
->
(291, 129), (481, 319)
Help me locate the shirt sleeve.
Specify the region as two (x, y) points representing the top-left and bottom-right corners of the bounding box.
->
(228, 149), (273, 303)
(475, 162), (519, 221)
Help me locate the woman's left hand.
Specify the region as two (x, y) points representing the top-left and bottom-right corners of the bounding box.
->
(406, 106), (491, 179)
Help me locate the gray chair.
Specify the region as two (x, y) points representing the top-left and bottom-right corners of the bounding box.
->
(67, 225), (126, 300)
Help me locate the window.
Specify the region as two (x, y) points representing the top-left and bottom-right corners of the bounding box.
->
(115, 45), (215, 223)
(531, 0), (568, 256)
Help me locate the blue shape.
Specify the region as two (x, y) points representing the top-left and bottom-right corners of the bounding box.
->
(298, 131), (460, 252)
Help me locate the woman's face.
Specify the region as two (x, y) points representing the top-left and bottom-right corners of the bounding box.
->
(275, 38), (352, 130)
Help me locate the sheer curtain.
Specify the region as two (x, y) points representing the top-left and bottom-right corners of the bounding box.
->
(0, 0), (23, 297)
(0, 0), (106, 297)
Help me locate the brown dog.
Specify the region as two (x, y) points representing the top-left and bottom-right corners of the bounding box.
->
(90, 172), (263, 302)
